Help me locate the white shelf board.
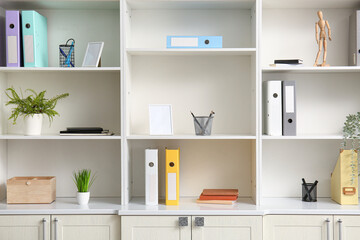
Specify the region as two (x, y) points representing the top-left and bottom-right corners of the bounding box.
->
(126, 48), (256, 56)
(0, 0), (120, 10)
(127, 134), (256, 140)
(127, 0), (255, 10)
(262, 135), (343, 140)
(261, 198), (360, 215)
(0, 67), (121, 73)
(0, 198), (121, 215)
(0, 134), (122, 140)
(262, 66), (360, 74)
(263, 0), (360, 9)
(118, 197), (260, 216)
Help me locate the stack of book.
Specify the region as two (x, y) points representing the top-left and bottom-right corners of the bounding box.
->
(60, 127), (113, 136)
(270, 59), (303, 67)
(196, 189), (239, 205)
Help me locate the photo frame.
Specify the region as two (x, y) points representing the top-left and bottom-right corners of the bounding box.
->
(82, 42), (104, 67)
(149, 104), (173, 135)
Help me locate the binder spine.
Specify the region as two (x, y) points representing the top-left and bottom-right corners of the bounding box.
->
(263, 81), (282, 136)
(167, 36), (222, 48)
(282, 81), (297, 136)
(6, 11), (21, 67)
(145, 149), (158, 206)
(165, 148), (180, 205)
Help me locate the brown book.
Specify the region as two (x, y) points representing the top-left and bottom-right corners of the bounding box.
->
(202, 189), (239, 196)
(199, 194), (238, 201)
(196, 199), (235, 205)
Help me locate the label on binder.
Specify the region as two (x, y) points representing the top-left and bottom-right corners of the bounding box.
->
(168, 173), (177, 200)
(7, 36), (17, 64)
(24, 35), (34, 63)
(285, 86), (295, 113)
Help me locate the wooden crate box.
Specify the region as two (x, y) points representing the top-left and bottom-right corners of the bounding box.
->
(7, 177), (56, 204)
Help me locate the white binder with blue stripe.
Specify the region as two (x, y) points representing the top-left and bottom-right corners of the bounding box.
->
(167, 36), (222, 48)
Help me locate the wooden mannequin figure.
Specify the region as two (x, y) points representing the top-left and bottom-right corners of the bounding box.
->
(314, 10), (332, 67)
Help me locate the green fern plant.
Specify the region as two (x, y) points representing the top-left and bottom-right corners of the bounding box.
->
(73, 169), (96, 192)
(5, 87), (69, 125)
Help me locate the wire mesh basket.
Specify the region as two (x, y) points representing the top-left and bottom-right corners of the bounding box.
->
(59, 38), (75, 67)
(193, 116), (214, 136)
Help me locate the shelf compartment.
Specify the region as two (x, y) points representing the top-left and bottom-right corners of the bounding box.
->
(0, 134), (121, 140)
(262, 73), (360, 136)
(127, 139), (256, 200)
(262, 8), (353, 68)
(7, 140), (121, 198)
(1, 72), (121, 135)
(126, 48), (256, 56)
(127, 0), (256, 10)
(0, 0), (120, 10)
(0, 67), (121, 73)
(127, 134), (256, 140)
(126, 6), (256, 49)
(262, 140), (340, 198)
(263, 0), (360, 9)
(0, 8), (120, 68)
(128, 55), (256, 136)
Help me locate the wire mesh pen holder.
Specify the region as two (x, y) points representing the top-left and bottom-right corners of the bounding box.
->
(193, 116), (214, 136)
(59, 38), (75, 67)
(302, 179), (318, 202)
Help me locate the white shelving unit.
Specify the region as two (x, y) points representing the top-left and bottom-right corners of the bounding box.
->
(0, 0), (358, 216)
(0, 0), (122, 204)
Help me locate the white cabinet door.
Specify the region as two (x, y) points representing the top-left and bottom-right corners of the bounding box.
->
(0, 215), (50, 240)
(192, 216), (262, 240)
(121, 216), (191, 240)
(334, 216), (360, 240)
(264, 215), (333, 240)
(52, 215), (120, 240)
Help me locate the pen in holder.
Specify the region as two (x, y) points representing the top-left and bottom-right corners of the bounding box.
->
(59, 38), (75, 67)
(191, 111), (215, 136)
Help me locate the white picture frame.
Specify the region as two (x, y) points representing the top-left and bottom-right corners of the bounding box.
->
(149, 104), (173, 135)
(82, 42), (104, 67)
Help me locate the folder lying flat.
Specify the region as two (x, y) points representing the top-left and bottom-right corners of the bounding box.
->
(263, 81), (282, 136)
(6, 11), (22, 67)
(22, 11), (48, 67)
(166, 148), (180, 205)
(167, 36), (222, 48)
(282, 81), (296, 136)
(145, 149), (158, 206)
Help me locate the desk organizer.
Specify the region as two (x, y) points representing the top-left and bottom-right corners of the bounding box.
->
(7, 176), (56, 204)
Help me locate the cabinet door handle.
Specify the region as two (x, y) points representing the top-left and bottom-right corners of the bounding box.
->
(195, 217), (204, 227)
(178, 217), (188, 227)
(54, 218), (59, 240)
(42, 218), (46, 240)
(325, 218), (330, 240)
(338, 219), (343, 240)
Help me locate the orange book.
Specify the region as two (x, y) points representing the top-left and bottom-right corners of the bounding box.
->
(202, 189), (239, 196)
(199, 194), (238, 201)
(196, 199), (235, 205)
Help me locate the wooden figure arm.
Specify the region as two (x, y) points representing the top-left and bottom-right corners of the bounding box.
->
(315, 22), (319, 44)
(326, 20), (332, 41)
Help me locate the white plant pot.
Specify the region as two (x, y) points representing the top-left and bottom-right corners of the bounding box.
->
(24, 114), (43, 136)
(77, 192), (90, 205)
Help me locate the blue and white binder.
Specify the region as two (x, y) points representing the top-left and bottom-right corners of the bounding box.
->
(167, 36), (222, 48)
(22, 11), (48, 67)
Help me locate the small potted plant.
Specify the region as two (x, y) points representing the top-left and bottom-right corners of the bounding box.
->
(73, 169), (96, 205)
(5, 87), (69, 136)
